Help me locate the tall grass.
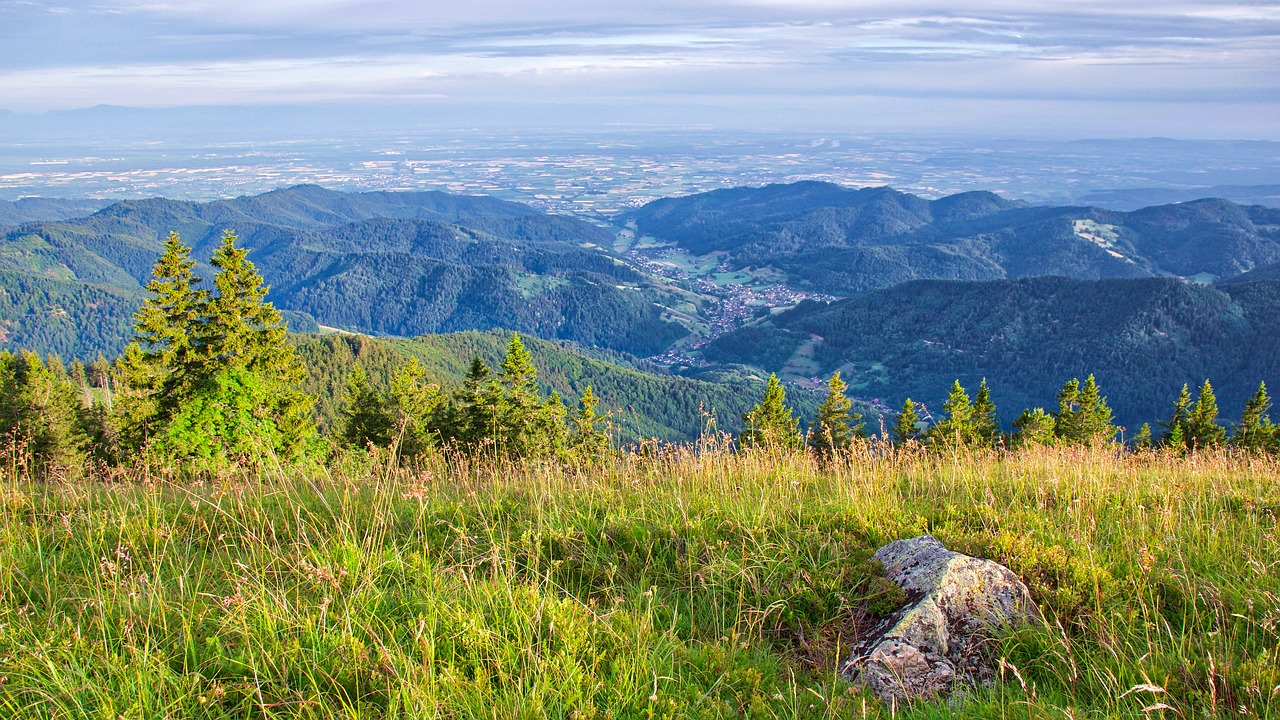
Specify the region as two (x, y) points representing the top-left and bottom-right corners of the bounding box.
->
(0, 444), (1276, 718)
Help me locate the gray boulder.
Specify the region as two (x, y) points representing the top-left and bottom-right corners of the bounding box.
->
(841, 534), (1039, 703)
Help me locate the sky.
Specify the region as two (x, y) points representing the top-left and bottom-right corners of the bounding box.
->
(2, 0), (1279, 138)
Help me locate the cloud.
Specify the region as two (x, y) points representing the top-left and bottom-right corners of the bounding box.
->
(0, 0), (1277, 136)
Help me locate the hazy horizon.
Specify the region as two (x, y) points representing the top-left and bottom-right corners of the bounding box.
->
(3, 1), (1279, 140)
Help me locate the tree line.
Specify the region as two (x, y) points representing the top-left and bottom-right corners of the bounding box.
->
(1, 232), (1277, 474)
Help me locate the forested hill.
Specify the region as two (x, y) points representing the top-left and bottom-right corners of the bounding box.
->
(0, 185), (690, 358)
(626, 181), (1280, 295)
(294, 330), (822, 442)
(0, 197), (110, 228)
(701, 276), (1280, 431)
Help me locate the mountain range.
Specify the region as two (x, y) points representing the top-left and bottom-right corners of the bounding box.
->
(701, 275), (1280, 430)
(626, 181), (1280, 294)
(3, 181), (1279, 435)
(0, 185), (691, 358)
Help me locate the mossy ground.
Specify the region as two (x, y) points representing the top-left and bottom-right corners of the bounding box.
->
(0, 445), (1276, 718)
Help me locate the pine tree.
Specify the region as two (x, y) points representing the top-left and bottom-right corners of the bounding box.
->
(1161, 384), (1193, 448)
(891, 398), (923, 445)
(388, 357), (443, 458)
(569, 385), (612, 461)
(498, 334), (546, 457)
(1184, 379), (1226, 449)
(0, 351), (90, 470)
(1053, 375), (1115, 445)
(1234, 381), (1275, 452)
(1012, 408), (1056, 448)
(739, 373), (802, 451)
(455, 356), (500, 450)
(930, 380), (974, 446)
(971, 379), (999, 447)
(129, 232), (208, 423)
(808, 372), (862, 458)
(120, 230), (316, 465)
(340, 366), (396, 450)
(1131, 422), (1154, 450)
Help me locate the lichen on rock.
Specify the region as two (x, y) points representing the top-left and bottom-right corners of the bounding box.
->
(841, 534), (1040, 703)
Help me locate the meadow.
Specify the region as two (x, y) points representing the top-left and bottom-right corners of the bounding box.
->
(0, 443), (1276, 718)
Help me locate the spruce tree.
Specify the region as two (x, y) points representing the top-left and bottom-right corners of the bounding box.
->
(1012, 408), (1056, 448)
(891, 398), (923, 445)
(808, 372), (862, 458)
(129, 232), (208, 423)
(1161, 384), (1193, 448)
(1234, 381), (1275, 452)
(930, 380), (974, 446)
(121, 230), (316, 464)
(455, 356), (500, 450)
(1054, 375), (1115, 445)
(1132, 422), (1154, 450)
(971, 379), (999, 447)
(498, 334), (545, 457)
(340, 366), (396, 450)
(0, 351), (90, 470)
(739, 373), (802, 451)
(1184, 379), (1226, 449)
(569, 385), (612, 461)
(388, 357), (443, 458)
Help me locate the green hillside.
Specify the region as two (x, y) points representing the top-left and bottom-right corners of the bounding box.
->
(0, 186), (692, 358)
(626, 182), (1280, 294)
(295, 330), (822, 442)
(702, 276), (1280, 431)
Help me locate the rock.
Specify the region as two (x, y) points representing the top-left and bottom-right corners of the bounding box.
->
(841, 534), (1039, 703)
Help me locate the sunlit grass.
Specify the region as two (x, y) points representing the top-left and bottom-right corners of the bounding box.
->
(0, 444), (1276, 718)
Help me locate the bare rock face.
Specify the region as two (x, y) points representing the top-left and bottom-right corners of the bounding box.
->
(841, 535), (1039, 703)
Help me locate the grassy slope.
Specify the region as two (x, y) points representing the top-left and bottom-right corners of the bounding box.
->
(0, 448), (1276, 718)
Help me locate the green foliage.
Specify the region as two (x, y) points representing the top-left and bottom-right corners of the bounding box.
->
(1185, 379), (1227, 449)
(1132, 422), (1154, 450)
(568, 385), (613, 461)
(340, 365), (396, 450)
(738, 373), (802, 451)
(703, 276), (1280, 432)
(117, 231), (316, 466)
(807, 372), (862, 457)
(1234, 381), (1276, 451)
(929, 379), (976, 447)
(1012, 408), (1057, 448)
(972, 378), (1000, 446)
(0, 349), (92, 470)
(891, 398), (923, 445)
(1054, 375), (1117, 445)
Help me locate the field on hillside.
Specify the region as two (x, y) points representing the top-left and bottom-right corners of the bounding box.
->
(0, 446), (1277, 718)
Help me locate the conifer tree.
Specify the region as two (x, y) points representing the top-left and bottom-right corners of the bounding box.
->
(535, 391), (569, 459)
(340, 365), (395, 450)
(1132, 422), (1154, 450)
(569, 385), (612, 460)
(1184, 379), (1226, 449)
(1012, 408), (1056, 448)
(1233, 381), (1275, 452)
(498, 334), (546, 457)
(891, 398), (923, 445)
(388, 357), (443, 458)
(456, 356), (500, 450)
(808, 372), (862, 458)
(1054, 375), (1116, 445)
(739, 373), (802, 451)
(123, 232), (208, 430)
(930, 380), (974, 446)
(1161, 384), (1193, 447)
(971, 379), (1000, 447)
(120, 230), (316, 464)
(0, 351), (90, 469)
